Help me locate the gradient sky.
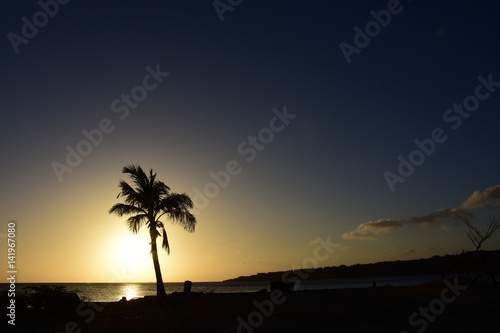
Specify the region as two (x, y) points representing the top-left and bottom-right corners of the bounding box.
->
(1, 0), (500, 283)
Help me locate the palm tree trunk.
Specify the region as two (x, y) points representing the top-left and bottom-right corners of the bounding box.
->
(150, 229), (166, 297)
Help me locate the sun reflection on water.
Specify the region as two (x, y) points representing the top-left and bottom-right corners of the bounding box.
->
(122, 284), (139, 300)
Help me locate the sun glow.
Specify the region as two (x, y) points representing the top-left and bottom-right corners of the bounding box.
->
(111, 232), (152, 281)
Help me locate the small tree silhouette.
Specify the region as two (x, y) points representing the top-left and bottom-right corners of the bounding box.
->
(463, 216), (500, 251)
(460, 216), (500, 287)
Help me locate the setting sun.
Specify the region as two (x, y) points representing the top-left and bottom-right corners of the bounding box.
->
(111, 232), (152, 280)
(1, 0), (500, 331)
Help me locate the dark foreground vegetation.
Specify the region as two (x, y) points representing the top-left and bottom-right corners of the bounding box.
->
(2, 281), (499, 333)
(2, 250), (498, 332)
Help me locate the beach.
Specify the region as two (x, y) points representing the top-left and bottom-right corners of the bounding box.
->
(9, 282), (499, 333)
(3, 1), (500, 332)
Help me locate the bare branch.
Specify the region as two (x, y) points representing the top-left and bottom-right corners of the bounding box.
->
(462, 216), (500, 251)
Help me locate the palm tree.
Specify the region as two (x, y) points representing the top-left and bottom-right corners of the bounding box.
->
(109, 164), (196, 298)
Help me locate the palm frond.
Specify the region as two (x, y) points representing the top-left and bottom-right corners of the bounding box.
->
(158, 193), (196, 232)
(117, 180), (138, 200)
(125, 214), (147, 234)
(123, 164), (149, 194)
(180, 212), (196, 233)
(161, 227), (170, 254)
(109, 203), (145, 216)
(164, 210), (196, 233)
(109, 165), (196, 258)
(161, 193), (194, 210)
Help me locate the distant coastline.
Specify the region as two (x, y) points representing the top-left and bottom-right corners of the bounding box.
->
(223, 250), (500, 282)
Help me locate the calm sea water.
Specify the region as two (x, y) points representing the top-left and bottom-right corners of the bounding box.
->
(0, 274), (453, 302)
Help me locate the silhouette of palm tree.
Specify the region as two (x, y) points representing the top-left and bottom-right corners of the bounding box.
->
(109, 164), (196, 298)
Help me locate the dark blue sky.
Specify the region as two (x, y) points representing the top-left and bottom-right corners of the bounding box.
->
(1, 0), (500, 282)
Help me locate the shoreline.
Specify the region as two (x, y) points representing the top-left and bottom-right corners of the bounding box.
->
(0, 273), (464, 303)
(5, 282), (499, 332)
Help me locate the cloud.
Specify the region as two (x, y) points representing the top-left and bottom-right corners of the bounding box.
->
(409, 208), (473, 230)
(405, 248), (415, 254)
(343, 208), (473, 240)
(461, 185), (500, 209)
(342, 219), (403, 240)
(343, 185), (498, 240)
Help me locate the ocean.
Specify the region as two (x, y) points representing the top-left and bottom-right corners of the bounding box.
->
(0, 274), (456, 302)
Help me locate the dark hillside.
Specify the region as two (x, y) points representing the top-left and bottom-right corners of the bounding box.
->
(224, 250), (500, 282)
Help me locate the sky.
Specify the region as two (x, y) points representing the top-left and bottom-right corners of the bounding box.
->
(1, 0), (500, 283)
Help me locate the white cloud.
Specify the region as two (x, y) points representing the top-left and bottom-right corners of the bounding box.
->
(342, 219), (403, 240)
(408, 208), (473, 230)
(343, 185), (499, 240)
(461, 185), (500, 209)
